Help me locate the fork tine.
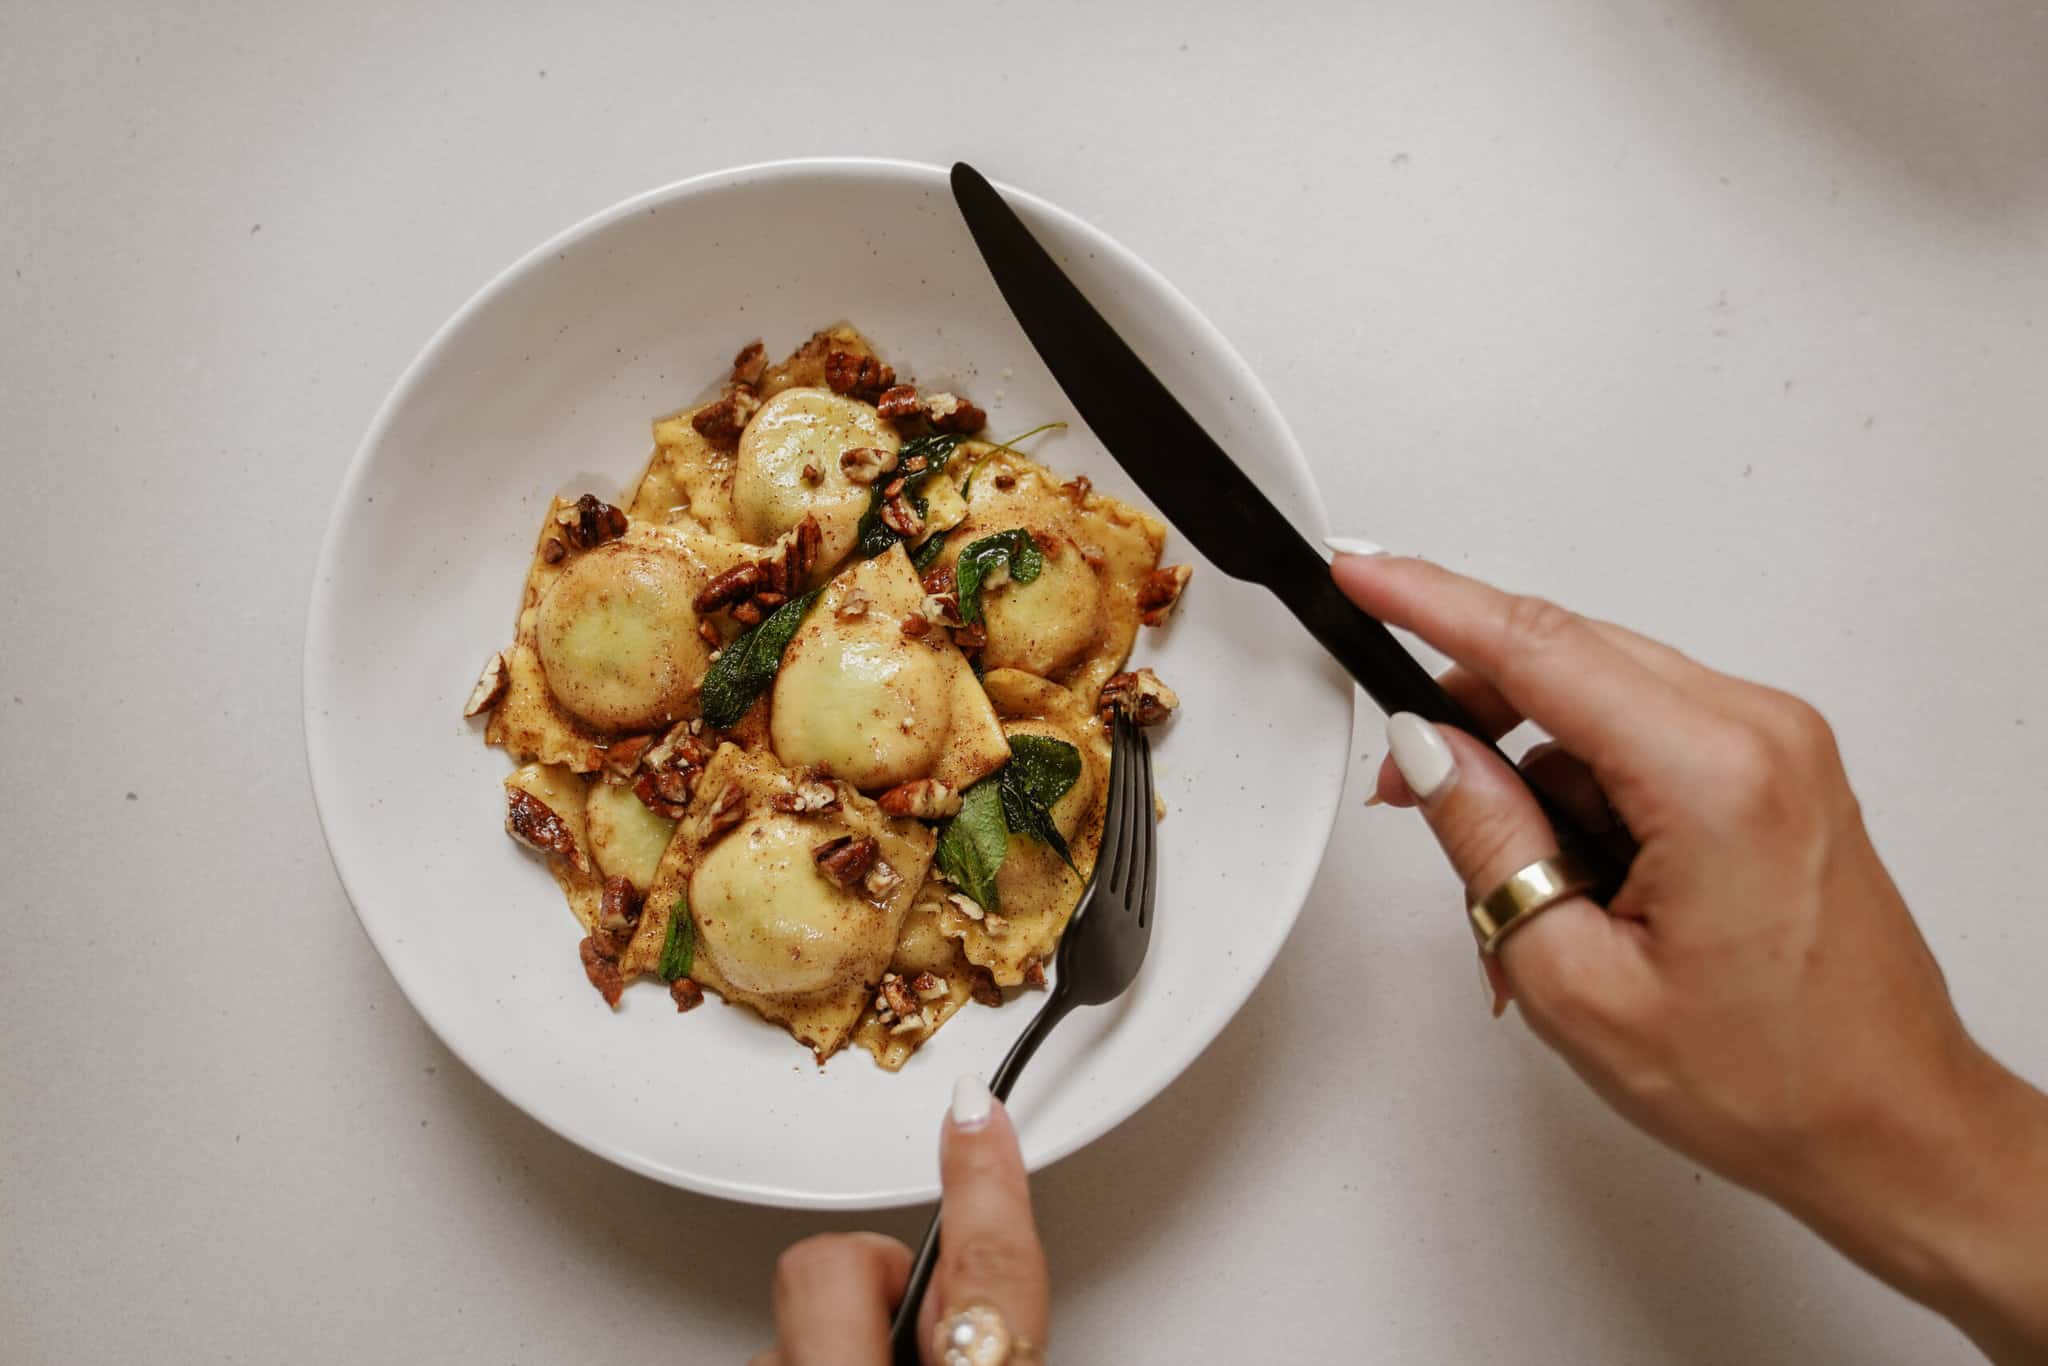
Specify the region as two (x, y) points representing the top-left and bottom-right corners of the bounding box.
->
(1133, 727), (1157, 925)
(1091, 720), (1131, 902)
(1110, 719), (1142, 898)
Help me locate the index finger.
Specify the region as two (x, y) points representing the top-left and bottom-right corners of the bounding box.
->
(925, 1076), (1050, 1357)
(1332, 555), (1717, 790)
(771, 1232), (911, 1366)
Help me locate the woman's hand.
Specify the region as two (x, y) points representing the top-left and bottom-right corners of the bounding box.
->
(1333, 551), (2048, 1365)
(753, 1076), (1049, 1366)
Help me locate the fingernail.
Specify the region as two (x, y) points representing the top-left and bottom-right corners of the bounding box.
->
(1324, 535), (1390, 559)
(1386, 713), (1458, 804)
(1363, 790), (1384, 808)
(950, 1074), (992, 1131)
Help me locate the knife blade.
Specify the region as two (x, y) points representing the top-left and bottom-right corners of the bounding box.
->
(949, 161), (1627, 877)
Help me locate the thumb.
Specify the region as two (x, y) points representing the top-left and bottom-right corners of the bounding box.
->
(1384, 713), (1653, 1056)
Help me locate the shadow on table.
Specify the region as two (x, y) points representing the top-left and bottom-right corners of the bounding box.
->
(1690, 0), (2048, 216)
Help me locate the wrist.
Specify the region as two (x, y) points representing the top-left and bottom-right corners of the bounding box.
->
(1796, 1039), (2048, 1362)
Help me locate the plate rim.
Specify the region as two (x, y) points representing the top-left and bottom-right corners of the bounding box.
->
(303, 155), (1354, 1209)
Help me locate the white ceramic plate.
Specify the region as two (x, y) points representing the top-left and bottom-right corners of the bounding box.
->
(305, 159), (1351, 1210)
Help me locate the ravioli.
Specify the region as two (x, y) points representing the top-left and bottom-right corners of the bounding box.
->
(771, 546), (1010, 794)
(472, 325), (1183, 1069)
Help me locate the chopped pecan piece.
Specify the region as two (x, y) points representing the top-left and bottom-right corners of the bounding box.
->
(812, 834), (879, 887)
(669, 977), (705, 1012)
(1099, 668), (1180, 726)
(991, 473), (1016, 491)
(463, 652), (509, 718)
(730, 339), (768, 388)
(697, 619), (723, 648)
(702, 782), (747, 839)
(983, 912), (1009, 936)
(730, 600), (764, 627)
(1061, 474), (1093, 504)
(952, 623), (987, 655)
(598, 874), (643, 938)
(875, 384), (922, 423)
(879, 491), (925, 539)
(555, 493), (628, 550)
(910, 971), (948, 1001)
(921, 591), (963, 628)
(863, 859), (903, 900)
(752, 590), (788, 613)
(694, 563), (771, 615)
(506, 788), (584, 869)
(578, 937), (625, 1008)
(877, 778), (962, 820)
(1137, 564), (1193, 627)
(690, 385), (760, 451)
(541, 537), (567, 564)
(1024, 960), (1047, 989)
(601, 734), (654, 779)
(800, 462), (823, 487)
(920, 563), (957, 596)
(767, 514), (823, 592)
(771, 778), (841, 815)
(824, 349), (896, 402)
(835, 591), (872, 621)
(899, 615), (931, 640)
(889, 1011), (932, 1036)
(948, 892), (986, 922)
(899, 453), (929, 475)
(968, 968), (1004, 1007)
(879, 973), (918, 1018)
(839, 445), (896, 485)
(922, 392), (986, 434)
(634, 772), (689, 821)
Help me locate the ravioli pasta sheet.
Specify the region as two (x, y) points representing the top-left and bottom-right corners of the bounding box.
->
(467, 326), (1187, 1067)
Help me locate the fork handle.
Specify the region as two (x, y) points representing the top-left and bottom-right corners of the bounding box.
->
(888, 986), (1077, 1365)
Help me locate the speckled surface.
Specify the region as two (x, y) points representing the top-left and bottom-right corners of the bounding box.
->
(4, 2), (2044, 1361)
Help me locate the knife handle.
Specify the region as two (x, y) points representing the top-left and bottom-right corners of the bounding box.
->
(1284, 558), (1632, 896)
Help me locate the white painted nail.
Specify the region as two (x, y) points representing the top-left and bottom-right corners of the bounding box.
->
(1323, 535), (1390, 559)
(951, 1074), (993, 1131)
(1386, 713), (1458, 804)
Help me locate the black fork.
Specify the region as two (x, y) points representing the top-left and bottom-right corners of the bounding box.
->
(888, 716), (1159, 1362)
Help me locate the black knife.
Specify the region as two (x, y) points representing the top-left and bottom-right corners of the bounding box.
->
(948, 161), (1627, 877)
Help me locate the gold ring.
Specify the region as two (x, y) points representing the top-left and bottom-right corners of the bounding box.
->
(1467, 850), (1601, 954)
(931, 1301), (1040, 1364)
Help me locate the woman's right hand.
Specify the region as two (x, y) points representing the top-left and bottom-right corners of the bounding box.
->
(1332, 551), (2048, 1365)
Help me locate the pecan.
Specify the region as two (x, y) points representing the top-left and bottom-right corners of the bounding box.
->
(968, 967), (1004, 1007)
(768, 514), (823, 593)
(921, 591), (963, 628)
(991, 473), (1016, 491)
(506, 788), (584, 868)
(555, 493), (628, 550)
(889, 1011), (931, 1036)
(952, 623), (987, 655)
(633, 772), (690, 821)
(875, 384), (922, 423)
(601, 734), (653, 778)
(690, 385), (760, 451)
(824, 349), (896, 402)
(910, 971), (947, 1001)
(1061, 474), (1093, 504)
(1137, 564), (1193, 627)
(812, 834), (879, 887)
(1099, 668), (1180, 727)
(730, 600), (764, 627)
(839, 445), (896, 485)
(541, 537), (567, 564)
(697, 619), (723, 648)
(920, 563), (957, 597)
(899, 615), (931, 640)
(922, 392), (986, 434)
(669, 977), (705, 1012)
(702, 782), (747, 839)
(800, 463), (823, 487)
(879, 973), (918, 1019)
(463, 652), (509, 718)
(578, 937), (625, 1008)
(694, 563), (771, 615)
(599, 874), (643, 937)
(835, 591), (872, 621)
(879, 491), (924, 539)
(1024, 960), (1047, 989)
(863, 859), (903, 900)
(634, 724), (709, 817)
(730, 339), (767, 388)
(752, 590), (788, 612)
(877, 778), (962, 820)
(899, 453), (929, 475)
(983, 912), (1009, 936)
(948, 892), (986, 922)
(771, 778), (841, 815)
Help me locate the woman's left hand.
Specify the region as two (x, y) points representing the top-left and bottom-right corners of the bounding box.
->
(752, 1075), (1050, 1365)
